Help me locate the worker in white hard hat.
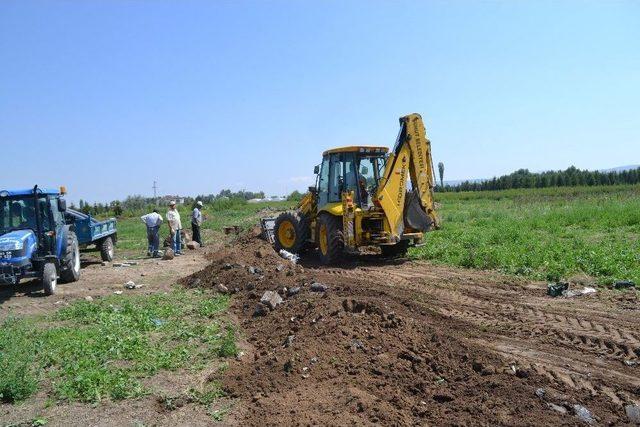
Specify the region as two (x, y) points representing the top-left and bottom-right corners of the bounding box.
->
(191, 200), (204, 247)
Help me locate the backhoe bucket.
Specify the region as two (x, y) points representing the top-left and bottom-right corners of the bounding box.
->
(404, 190), (433, 232)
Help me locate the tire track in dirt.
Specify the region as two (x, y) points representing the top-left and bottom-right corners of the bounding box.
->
(313, 262), (640, 408)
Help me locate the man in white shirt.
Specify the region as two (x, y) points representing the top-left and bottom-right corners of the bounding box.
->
(140, 208), (163, 257)
(166, 201), (183, 255)
(191, 200), (204, 247)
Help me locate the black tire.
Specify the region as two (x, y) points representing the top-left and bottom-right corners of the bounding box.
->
(42, 262), (57, 296)
(381, 240), (410, 258)
(60, 231), (81, 283)
(99, 236), (114, 262)
(316, 214), (344, 264)
(273, 211), (309, 254)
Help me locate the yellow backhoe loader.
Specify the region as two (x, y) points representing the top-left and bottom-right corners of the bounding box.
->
(273, 113), (438, 264)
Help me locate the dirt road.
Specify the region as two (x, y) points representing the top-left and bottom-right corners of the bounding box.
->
(0, 250), (211, 319)
(188, 232), (640, 425)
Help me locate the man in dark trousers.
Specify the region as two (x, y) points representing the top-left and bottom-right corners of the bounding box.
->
(141, 208), (163, 257)
(191, 200), (204, 247)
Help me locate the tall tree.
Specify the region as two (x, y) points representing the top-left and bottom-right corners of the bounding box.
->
(437, 162), (445, 188)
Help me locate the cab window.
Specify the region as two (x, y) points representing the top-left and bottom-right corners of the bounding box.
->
(317, 156), (330, 207)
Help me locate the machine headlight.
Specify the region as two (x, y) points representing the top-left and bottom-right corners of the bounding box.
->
(0, 241), (23, 251)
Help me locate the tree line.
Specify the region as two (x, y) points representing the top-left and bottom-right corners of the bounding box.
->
(437, 166), (640, 192)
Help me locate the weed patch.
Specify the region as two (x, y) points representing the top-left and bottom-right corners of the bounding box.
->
(0, 289), (236, 404)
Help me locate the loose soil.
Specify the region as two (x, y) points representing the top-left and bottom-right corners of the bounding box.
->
(185, 230), (640, 426)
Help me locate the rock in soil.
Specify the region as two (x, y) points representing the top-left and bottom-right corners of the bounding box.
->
(186, 241), (200, 250)
(310, 282), (328, 292)
(287, 286), (301, 297)
(260, 291), (283, 310)
(253, 303), (269, 317)
(162, 248), (175, 260)
(572, 404), (595, 424)
(547, 403), (568, 415)
(626, 404), (640, 424)
(217, 283), (229, 294)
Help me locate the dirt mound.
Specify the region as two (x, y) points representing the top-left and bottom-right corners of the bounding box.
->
(182, 233), (634, 425)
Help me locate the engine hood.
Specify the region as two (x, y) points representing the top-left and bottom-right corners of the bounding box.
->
(0, 229), (37, 251)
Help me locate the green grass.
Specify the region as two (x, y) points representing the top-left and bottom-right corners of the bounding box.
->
(0, 289), (236, 404)
(413, 184), (640, 284)
(114, 200), (293, 252)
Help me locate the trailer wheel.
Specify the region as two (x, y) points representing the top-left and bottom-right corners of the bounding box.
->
(60, 231), (81, 283)
(99, 237), (114, 262)
(316, 213), (344, 264)
(42, 262), (57, 296)
(381, 240), (409, 258)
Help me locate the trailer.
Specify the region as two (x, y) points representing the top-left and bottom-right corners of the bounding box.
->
(65, 209), (117, 261)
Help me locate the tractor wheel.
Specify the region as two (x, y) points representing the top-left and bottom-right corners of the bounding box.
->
(274, 211), (309, 254)
(99, 237), (114, 262)
(42, 262), (57, 296)
(381, 240), (410, 258)
(316, 214), (344, 264)
(60, 231), (81, 283)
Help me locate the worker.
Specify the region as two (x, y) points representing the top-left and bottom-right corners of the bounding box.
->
(10, 202), (28, 228)
(141, 208), (163, 257)
(166, 201), (183, 256)
(191, 200), (204, 247)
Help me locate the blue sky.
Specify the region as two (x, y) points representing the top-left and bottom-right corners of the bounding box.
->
(1, 0), (639, 203)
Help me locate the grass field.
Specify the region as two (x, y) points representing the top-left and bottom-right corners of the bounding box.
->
(0, 289), (235, 404)
(413, 185), (640, 285)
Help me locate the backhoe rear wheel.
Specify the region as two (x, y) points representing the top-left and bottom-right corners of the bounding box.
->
(316, 214), (344, 265)
(381, 240), (410, 258)
(274, 211), (309, 254)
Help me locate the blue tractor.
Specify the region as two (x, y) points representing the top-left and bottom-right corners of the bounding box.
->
(0, 185), (81, 295)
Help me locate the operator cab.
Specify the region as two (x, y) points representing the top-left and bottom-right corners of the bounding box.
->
(316, 146), (388, 208)
(0, 188), (67, 259)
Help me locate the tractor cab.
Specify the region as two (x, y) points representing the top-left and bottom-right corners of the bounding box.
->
(0, 188), (67, 260)
(315, 146), (389, 209)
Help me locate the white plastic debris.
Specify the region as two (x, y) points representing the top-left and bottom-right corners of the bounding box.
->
(279, 249), (299, 264)
(564, 286), (597, 298)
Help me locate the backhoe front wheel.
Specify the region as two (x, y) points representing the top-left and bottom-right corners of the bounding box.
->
(316, 214), (344, 264)
(274, 211), (309, 254)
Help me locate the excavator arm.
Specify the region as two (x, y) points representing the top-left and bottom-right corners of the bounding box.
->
(375, 113), (438, 241)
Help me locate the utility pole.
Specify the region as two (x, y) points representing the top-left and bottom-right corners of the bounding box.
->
(152, 181), (158, 200)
